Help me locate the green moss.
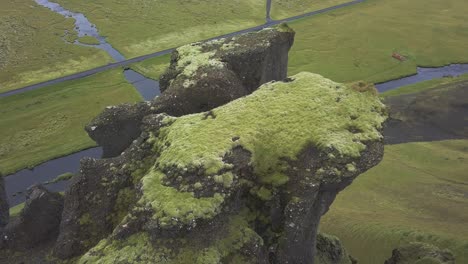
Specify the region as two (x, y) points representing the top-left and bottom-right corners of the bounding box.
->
(110, 187), (136, 227)
(80, 211), (262, 263)
(79, 213), (92, 226)
(138, 72), (385, 227)
(140, 170), (225, 228)
(49, 172), (74, 184)
(152, 72), (385, 180)
(176, 44), (224, 83)
(9, 202), (24, 217)
(256, 186), (273, 201)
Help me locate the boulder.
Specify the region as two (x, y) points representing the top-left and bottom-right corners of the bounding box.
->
(1, 185), (63, 250)
(58, 72), (386, 262)
(384, 242), (455, 264)
(86, 24), (295, 158)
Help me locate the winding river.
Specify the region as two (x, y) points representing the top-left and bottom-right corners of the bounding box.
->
(4, 0), (468, 207)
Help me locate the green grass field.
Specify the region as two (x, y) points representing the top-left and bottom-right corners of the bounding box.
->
(55, 0), (266, 58)
(78, 36), (101, 45)
(0, 0), (112, 93)
(130, 54), (171, 80)
(0, 69), (141, 176)
(287, 0), (468, 83)
(270, 0), (352, 20)
(320, 140), (468, 264)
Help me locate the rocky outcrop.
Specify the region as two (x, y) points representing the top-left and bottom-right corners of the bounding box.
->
(315, 233), (355, 264)
(55, 70), (386, 262)
(0, 185), (63, 250)
(86, 24), (295, 158)
(384, 79), (468, 144)
(0, 175), (8, 228)
(384, 242), (455, 264)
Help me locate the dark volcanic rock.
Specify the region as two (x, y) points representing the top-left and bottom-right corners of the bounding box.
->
(0, 175), (8, 228)
(86, 24), (295, 158)
(85, 102), (154, 158)
(57, 72), (386, 263)
(1, 185), (63, 250)
(315, 233), (354, 264)
(384, 242), (455, 264)
(384, 79), (468, 144)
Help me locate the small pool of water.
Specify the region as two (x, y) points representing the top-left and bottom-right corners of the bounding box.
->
(5, 147), (102, 207)
(124, 70), (161, 101)
(376, 64), (468, 92)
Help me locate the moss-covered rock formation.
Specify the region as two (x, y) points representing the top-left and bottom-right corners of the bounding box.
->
(315, 233), (355, 264)
(86, 24), (295, 158)
(54, 70), (386, 263)
(384, 242), (455, 264)
(0, 185), (63, 250)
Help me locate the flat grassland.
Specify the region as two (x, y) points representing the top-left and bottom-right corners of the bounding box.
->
(0, 69), (141, 176)
(0, 0), (112, 93)
(130, 54), (171, 80)
(320, 140), (468, 264)
(55, 0), (266, 58)
(270, 0), (352, 20)
(287, 0), (468, 83)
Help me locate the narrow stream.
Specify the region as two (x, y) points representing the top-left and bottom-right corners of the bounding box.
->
(375, 64), (468, 92)
(2, 1), (161, 207)
(34, 0), (160, 100)
(5, 148), (102, 206)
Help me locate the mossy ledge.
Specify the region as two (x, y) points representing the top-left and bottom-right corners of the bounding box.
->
(70, 72), (385, 263)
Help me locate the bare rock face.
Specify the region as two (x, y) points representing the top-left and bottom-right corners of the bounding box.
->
(0, 175), (8, 228)
(55, 71), (386, 262)
(86, 24), (295, 158)
(1, 185), (63, 250)
(384, 242), (455, 264)
(315, 233), (355, 264)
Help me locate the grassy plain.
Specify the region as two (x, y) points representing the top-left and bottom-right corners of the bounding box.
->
(55, 0), (266, 58)
(0, 0), (112, 93)
(287, 0), (468, 83)
(130, 54), (171, 80)
(270, 0), (352, 19)
(78, 36), (101, 45)
(320, 140), (468, 263)
(0, 69), (141, 176)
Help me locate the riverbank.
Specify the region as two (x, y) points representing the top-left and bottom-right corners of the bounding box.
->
(0, 69), (141, 176)
(0, 0), (112, 93)
(287, 0), (468, 83)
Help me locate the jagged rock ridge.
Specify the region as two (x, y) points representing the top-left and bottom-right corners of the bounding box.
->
(54, 69), (386, 263)
(86, 24), (295, 158)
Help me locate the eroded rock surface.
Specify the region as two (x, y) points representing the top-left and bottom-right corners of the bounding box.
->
(384, 242), (455, 264)
(1, 185), (63, 250)
(315, 233), (355, 264)
(56, 71), (386, 263)
(86, 24), (295, 158)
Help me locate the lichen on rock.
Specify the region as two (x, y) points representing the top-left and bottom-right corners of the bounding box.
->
(384, 242), (455, 264)
(69, 71), (386, 263)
